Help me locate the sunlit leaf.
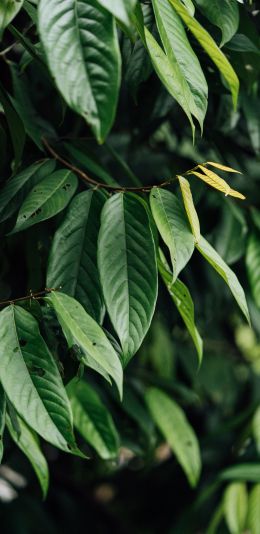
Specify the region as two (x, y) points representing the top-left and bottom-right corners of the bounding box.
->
(189, 166), (245, 199)
(247, 484), (260, 534)
(178, 176), (200, 243)
(223, 482), (248, 534)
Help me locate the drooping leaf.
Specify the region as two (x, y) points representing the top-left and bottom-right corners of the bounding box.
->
(168, 0), (239, 107)
(178, 176), (200, 243)
(98, 193), (158, 365)
(0, 305), (77, 453)
(189, 166), (245, 199)
(67, 379), (119, 459)
(6, 410), (49, 498)
(246, 233), (260, 308)
(150, 188), (195, 282)
(0, 384), (6, 463)
(247, 484), (260, 534)
(47, 291), (123, 398)
(0, 159), (56, 223)
(223, 482), (248, 534)
(47, 190), (107, 324)
(0, 0), (24, 35)
(10, 169), (78, 233)
(38, 0), (121, 143)
(97, 0), (136, 29)
(195, 0), (239, 46)
(196, 236), (250, 323)
(145, 387), (201, 487)
(159, 256), (203, 364)
(152, 0), (208, 129)
(0, 82), (25, 170)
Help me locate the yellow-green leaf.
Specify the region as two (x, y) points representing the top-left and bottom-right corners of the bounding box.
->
(224, 482), (248, 534)
(206, 162), (242, 174)
(178, 175), (200, 243)
(247, 484), (260, 534)
(190, 166), (245, 199)
(168, 0), (239, 108)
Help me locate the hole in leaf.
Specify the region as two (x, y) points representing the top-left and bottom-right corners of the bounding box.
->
(30, 366), (45, 377)
(13, 346), (19, 353)
(30, 208), (42, 218)
(19, 339), (27, 347)
(92, 342), (96, 346)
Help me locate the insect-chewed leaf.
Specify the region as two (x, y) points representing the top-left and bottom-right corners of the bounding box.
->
(190, 166), (245, 199)
(246, 233), (260, 308)
(0, 159), (56, 223)
(0, 305), (78, 453)
(10, 169), (78, 233)
(223, 483), (248, 534)
(178, 176), (200, 243)
(150, 188), (195, 282)
(98, 192), (158, 365)
(168, 0), (239, 108)
(67, 379), (120, 460)
(47, 190), (107, 324)
(38, 0), (121, 143)
(206, 162), (242, 174)
(47, 291), (123, 398)
(196, 236), (250, 323)
(159, 254), (203, 364)
(0, 384), (6, 463)
(6, 411), (49, 498)
(145, 387), (201, 487)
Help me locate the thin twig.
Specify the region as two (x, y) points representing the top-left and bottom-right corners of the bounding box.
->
(0, 287), (59, 307)
(42, 137), (176, 192)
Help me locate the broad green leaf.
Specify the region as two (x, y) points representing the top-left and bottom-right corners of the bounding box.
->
(38, 0), (121, 143)
(252, 406), (260, 454)
(189, 166), (245, 199)
(0, 384), (6, 463)
(97, 0), (136, 29)
(0, 305), (77, 453)
(246, 233), (260, 308)
(47, 190), (106, 323)
(168, 0), (239, 107)
(98, 193), (158, 365)
(6, 411), (49, 498)
(145, 388), (201, 487)
(0, 159), (56, 223)
(0, 82), (25, 170)
(178, 176), (200, 243)
(195, 0), (239, 46)
(196, 236), (250, 323)
(0, 0), (24, 35)
(223, 482), (248, 534)
(11, 169), (78, 233)
(47, 291), (123, 398)
(215, 201), (248, 265)
(159, 256), (203, 364)
(247, 484), (260, 534)
(150, 188), (195, 282)
(67, 379), (119, 459)
(152, 0), (208, 129)
(220, 464), (260, 483)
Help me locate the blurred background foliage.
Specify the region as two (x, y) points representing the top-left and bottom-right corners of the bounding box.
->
(0, 0), (260, 533)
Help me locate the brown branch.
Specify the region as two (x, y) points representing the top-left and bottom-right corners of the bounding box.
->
(0, 287), (59, 307)
(42, 137), (176, 192)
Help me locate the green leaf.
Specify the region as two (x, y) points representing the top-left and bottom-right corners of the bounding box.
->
(241, 94), (260, 155)
(152, 0), (208, 129)
(0, 0), (24, 35)
(47, 291), (123, 398)
(10, 169), (78, 233)
(6, 411), (49, 498)
(178, 176), (200, 243)
(0, 305), (77, 453)
(223, 482), (248, 534)
(220, 464), (260, 483)
(0, 82), (25, 170)
(98, 193), (158, 365)
(195, 0), (239, 47)
(97, 0), (137, 29)
(214, 201), (248, 265)
(159, 258), (203, 364)
(252, 406), (260, 454)
(47, 190), (106, 323)
(38, 0), (121, 143)
(247, 484), (260, 534)
(150, 188), (195, 282)
(0, 384), (6, 463)
(64, 143), (118, 186)
(0, 159), (56, 223)
(168, 0), (239, 107)
(67, 379), (119, 459)
(246, 233), (260, 309)
(145, 387), (201, 487)
(196, 236), (250, 323)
